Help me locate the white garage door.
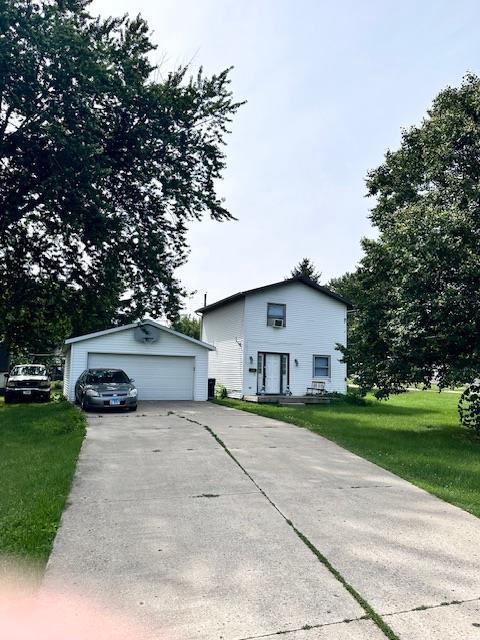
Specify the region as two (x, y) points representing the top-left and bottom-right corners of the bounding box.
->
(87, 353), (195, 400)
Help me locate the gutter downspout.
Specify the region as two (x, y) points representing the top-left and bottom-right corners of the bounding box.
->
(195, 293), (207, 341)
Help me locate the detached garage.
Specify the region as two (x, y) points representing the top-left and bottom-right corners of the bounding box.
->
(63, 320), (215, 402)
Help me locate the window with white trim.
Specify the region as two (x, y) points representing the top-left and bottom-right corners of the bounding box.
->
(313, 355), (330, 378)
(267, 303), (286, 327)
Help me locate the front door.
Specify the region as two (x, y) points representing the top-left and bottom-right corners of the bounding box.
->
(265, 353), (281, 394)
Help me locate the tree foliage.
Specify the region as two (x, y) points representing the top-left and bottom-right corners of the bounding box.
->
(0, 0), (242, 356)
(289, 258), (321, 283)
(171, 314), (200, 340)
(458, 380), (480, 436)
(328, 271), (360, 306)
(328, 270), (360, 361)
(341, 74), (480, 396)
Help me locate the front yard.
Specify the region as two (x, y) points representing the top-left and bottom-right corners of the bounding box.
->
(2, 387), (479, 571)
(0, 397), (85, 567)
(216, 390), (480, 518)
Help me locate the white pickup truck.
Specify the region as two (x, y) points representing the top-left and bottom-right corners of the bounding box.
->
(4, 364), (51, 403)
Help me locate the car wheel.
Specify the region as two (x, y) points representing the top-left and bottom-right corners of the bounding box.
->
(74, 393), (80, 405)
(128, 405), (137, 412)
(81, 397), (90, 412)
(4, 394), (12, 404)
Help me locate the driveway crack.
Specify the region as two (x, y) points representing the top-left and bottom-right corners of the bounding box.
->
(175, 413), (399, 640)
(236, 615), (369, 639)
(383, 595), (480, 618)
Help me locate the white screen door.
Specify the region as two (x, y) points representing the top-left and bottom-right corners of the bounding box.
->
(265, 354), (281, 393)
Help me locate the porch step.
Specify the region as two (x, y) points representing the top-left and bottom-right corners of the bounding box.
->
(279, 401), (305, 407)
(244, 395), (330, 405)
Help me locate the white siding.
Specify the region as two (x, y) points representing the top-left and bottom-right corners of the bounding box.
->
(242, 282), (347, 395)
(66, 327), (209, 401)
(201, 298), (245, 396)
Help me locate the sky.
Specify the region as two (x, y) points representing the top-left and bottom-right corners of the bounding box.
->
(93, 0), (480, 314)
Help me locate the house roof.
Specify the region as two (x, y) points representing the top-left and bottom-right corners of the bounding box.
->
(64, 319), (215, 350)
(196, 276), (353, 313)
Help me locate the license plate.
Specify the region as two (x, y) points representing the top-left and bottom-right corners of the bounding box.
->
(110, 398), (121, 406)
(23, 390), (31, 395)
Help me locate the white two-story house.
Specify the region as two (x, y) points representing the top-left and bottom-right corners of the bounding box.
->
(197, 276), (352, 397)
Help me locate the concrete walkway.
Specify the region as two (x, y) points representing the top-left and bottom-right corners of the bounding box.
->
(45, 402), (480, 640)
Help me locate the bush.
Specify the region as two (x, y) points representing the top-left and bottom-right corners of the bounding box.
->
(215, 384), (228, 399)
(50, 380), (64, 402)
(327, 389), (367, 405)
(458, 380), (480, 435)
(345, 389), (367, 406)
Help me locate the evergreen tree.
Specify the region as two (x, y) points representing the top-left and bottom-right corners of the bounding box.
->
(289, 258), (321, 283)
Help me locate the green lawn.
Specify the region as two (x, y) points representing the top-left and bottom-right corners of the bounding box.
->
(216, 391), (480, 518)
(0, 397), (85, 567)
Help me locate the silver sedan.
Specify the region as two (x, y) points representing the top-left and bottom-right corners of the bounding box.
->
(75, 368), (138, 411)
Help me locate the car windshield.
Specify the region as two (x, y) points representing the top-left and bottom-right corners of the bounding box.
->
(86, 369), (130, 384)
(11, 365), (46, 376)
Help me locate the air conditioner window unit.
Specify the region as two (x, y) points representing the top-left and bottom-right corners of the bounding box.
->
(273, 319), (284, 328)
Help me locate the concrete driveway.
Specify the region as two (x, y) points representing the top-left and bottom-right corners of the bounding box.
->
(45, 402), (480, 640)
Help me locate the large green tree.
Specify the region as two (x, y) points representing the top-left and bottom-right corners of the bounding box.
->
(328, 270), (360, 365)
(0, 0), (242, 356)
(171, 314), (200, 340)
(341, 74), (480, 396)
(328, 271), (360, 307)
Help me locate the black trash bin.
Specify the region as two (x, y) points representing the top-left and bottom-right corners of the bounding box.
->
(208, 378), (216, 399)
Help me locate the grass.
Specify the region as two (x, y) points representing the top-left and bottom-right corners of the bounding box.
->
(215, 390), (480, 518)
(0, 395), (86, 567)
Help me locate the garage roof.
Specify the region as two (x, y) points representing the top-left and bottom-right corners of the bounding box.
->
(65, 320), (215, 350)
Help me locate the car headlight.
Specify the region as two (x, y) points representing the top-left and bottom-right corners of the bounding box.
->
(86, 388), (100, 397)
(39, 381), (50, 388)
(6, 380), (15, 388)
(128, 388), (137, 397)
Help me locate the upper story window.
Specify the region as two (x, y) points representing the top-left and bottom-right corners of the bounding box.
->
(267, 303), (286, 327)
